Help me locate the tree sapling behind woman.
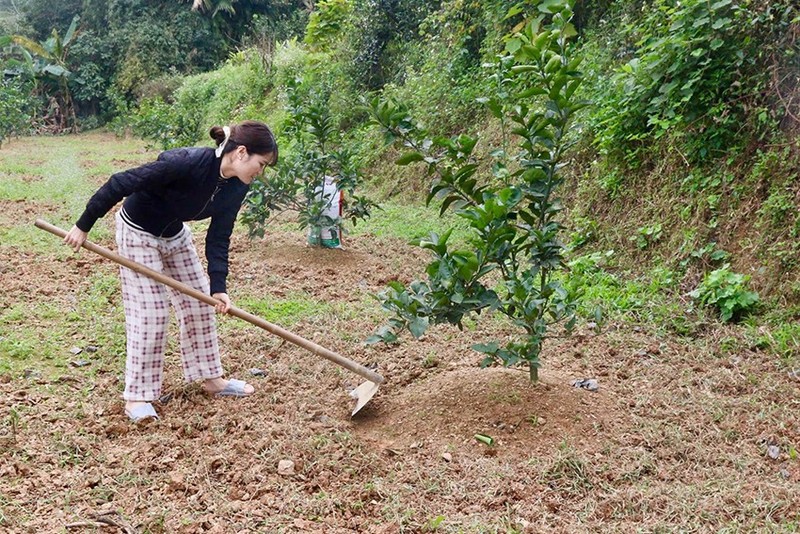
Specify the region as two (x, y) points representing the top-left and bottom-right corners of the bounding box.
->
(64, 120), (278, 423)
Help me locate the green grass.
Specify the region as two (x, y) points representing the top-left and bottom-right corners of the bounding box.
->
(0, 272), (125, 377)
(235, 292), (333, 327)
(0, 226), (76, 257)
(750, 321), (800, 369)
(350, 200), (471, 245)
(0, 133), (150, 246)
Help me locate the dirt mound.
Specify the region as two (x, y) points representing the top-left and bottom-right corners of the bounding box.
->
(357, 367), (617, 458)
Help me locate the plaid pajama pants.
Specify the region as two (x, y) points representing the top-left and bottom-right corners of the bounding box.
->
(115, 212), (223, 401)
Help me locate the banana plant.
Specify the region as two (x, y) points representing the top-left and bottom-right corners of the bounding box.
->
(2, 15), (81, 132)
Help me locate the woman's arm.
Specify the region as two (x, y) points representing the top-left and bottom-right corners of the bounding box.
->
(75, 154), (185, 233)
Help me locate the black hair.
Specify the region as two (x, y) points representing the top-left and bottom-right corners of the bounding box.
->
(210, 120), (278, 166)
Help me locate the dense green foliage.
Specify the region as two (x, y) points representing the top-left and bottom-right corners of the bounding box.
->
(690, 264), (759, 322)
(1, 0), (305, 131)
(589, 0), (797, 164)
(0, 77), (36, 144)
(128, 49), (273, 150)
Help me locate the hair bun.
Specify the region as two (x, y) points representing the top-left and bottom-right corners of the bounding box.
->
(209, 126), (227, 146)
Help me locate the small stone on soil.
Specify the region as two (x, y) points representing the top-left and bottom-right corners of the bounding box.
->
(442, 452), (452, 462)
(571, 378), (599, 392)
(70, 360), (90, 368)
(316, 414), (334, 425)
(767, 445), (780, 460)
(249, 368), (267, 377)
(69, 346), (82, 355)
(278, 459), (295, 476)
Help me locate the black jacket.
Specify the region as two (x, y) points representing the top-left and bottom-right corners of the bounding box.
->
(76, 147), (249, 294)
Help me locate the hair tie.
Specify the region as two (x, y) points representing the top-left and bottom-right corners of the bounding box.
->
(214, 126), (231, 157)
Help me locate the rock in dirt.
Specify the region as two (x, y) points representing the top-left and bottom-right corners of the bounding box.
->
(442, 452), (453, 462)
(70, 360), (90, 368)
(69, 346), (82, 355)
(278, 460), (295, 476)
(315, 414), (334, 426)
(767, 445), (781, 460)
(23, 369), (41, 379)
(169, 472), (186, 491)
(571, 378), (599, 392)
(249, 368), (267, 377)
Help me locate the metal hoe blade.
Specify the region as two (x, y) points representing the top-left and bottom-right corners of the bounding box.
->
(351, 381), (380, 416)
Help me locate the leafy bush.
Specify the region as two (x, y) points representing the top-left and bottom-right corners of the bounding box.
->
(130, 97), (197, 151)
(304, 0), (351, 50)
(690, 264), (759, 322)
(0, 77), (35, 145)
(590, 0), (783, 163)
(129, 49), (272, 150)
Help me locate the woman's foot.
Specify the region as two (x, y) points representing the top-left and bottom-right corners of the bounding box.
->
(203, 377), (254, 397)
(124, 401), (159, 423)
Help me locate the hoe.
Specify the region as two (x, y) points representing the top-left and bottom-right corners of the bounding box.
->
(35, 219), (384, 415)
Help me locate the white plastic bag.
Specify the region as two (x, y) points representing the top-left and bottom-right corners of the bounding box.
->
(308, 176), (343, 248)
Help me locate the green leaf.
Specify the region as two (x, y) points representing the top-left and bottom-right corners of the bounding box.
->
(440, 195), (465, 216)
(562, 23), (577, 39)
(503, 3), (526, 21)
(711, 17), (731, 30)
(511, 65), (538, 74)
(42, 64), (70, 77)
(710, 0), (732, 9)
(517, 86), (548, 98)
(538, 0), (567, 14)
(505, 37), (522, 54)
(473, 342), (499, 354)
(408, 316), (429, 338)
(395, 152), (424, 165)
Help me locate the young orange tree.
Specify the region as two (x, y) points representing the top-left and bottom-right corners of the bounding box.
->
(241, 76), (377, 239)
(366, 0), (587, 382)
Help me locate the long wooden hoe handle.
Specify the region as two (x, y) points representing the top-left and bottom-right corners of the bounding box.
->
(35, 219), (385, 385)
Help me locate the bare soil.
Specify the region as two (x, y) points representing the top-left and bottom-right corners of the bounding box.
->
(1, 152), (798, 532)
